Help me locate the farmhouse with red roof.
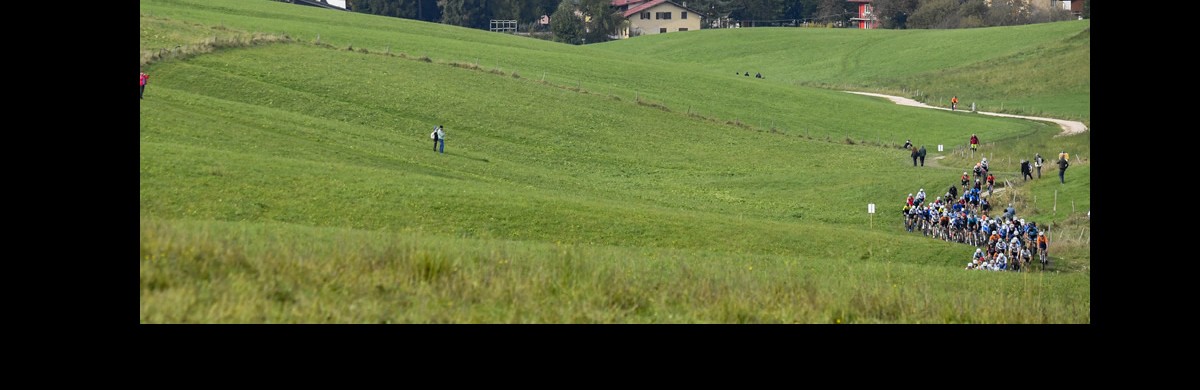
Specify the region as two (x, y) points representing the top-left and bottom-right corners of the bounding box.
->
(612, 0), (703, 38)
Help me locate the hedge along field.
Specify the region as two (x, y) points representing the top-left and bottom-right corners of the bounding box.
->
(596, 21), (1090, 122)
(139, 0), (1090, 323)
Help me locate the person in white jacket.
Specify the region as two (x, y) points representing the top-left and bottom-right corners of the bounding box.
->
(435, 125), (445, 154)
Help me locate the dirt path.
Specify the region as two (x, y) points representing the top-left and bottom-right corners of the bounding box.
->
(844, 91), (1088, 137)
(859, 90), (1083, 202)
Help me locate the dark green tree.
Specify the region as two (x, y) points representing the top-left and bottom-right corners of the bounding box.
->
(729, 0), (785, 23)
(491, 0), (522, 21)
(782, 0), (805, 19)
(348, 0), (442, 22)
(689, 0), (734, 27)
(581, 0), (622, 43)
(550, 0), (584, 44)
(413, 0), (442, 21)
(871, 0), (919, 28)
(814, 0), (851, 24)
(906, 0), (960, 29)
(440, 0), (488, 28)
(957, 0), (987, 28)
(521, 0), (563, 25)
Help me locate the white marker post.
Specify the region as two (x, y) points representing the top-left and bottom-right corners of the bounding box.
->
(938, 144), (944, 152)
(868, 203), (876, 229)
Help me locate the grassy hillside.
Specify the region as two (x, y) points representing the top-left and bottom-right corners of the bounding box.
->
(140, 0), (1090, 323)
(140, 0), (1057, 143)
(596, 22), (1090, 122)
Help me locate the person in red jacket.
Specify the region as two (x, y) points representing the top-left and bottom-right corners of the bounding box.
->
(140, 71), (150, 99)
(970, 133), (979, 152)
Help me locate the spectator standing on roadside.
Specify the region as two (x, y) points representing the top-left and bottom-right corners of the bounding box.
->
(140, 71), (150, 99)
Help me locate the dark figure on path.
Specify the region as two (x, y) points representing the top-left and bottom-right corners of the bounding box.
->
(1057, 156), (1069, 184)
(918, 145), (927, 166)
(947, 185), (958, 201)
(755, 72), (762, 78)
(1021, 159), (1033, 181)
(911, 147), (919, 167)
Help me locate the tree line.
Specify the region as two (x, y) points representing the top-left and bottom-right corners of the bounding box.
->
(871, 0), (1080, 29)
(332, 0), (1085, 44)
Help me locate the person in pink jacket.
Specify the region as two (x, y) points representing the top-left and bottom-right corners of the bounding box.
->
(140, 72), (150, 99)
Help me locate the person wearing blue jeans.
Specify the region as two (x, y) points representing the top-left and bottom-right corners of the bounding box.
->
(435, 125), (445, 154)
(1057, 157), (1068, 183)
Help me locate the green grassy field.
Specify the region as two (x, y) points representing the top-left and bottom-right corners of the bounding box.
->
(139, 0), (1090, 323)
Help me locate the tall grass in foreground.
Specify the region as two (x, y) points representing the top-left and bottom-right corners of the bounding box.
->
(141, 218), (1090, 323)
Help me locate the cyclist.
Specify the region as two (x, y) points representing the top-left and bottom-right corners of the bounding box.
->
(906, 205), (920, 233)
(939, 212), (951, 239)
(1037, 232), (1049, 268)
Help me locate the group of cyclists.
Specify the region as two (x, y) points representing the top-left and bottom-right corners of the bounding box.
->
(901, 156), (1050, 272)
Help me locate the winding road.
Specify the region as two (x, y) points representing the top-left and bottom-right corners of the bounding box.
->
(846, 91), (1088, 200)
(844, 91), (1088, 136)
